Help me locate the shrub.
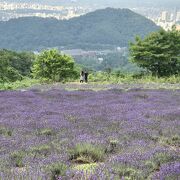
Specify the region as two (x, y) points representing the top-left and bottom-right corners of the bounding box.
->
(10, 151), (25, 167)
(30, 144), (51, 157)
(112, 165), (143, 179)
(166, 135), (180, 146)
(105, 139), (118, 153)
(38, 128), (54, 136)
(0, 127), (12, 136)
(69, 143), (105, 163)
(145, 160), (158, 173)
(47, 162), (67, 180)
(73, 163), (98, 173)
(153, 153), (175, 169)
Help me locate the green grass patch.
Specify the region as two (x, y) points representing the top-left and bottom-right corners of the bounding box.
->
(150, 152), (175, 170)
(10, 151), (25, 168)
(0, 126), (12, 136)
(89, 72), (180, 85)
(46, 162), (68, 180)
(30, 144), (51, 157)
(73, 163), (98, 171)
(112, 164), (143, 179)
(38, 128), (55, 136)
(166, 135), (180, 147)
(69, 143), (105, 164)
(105, 139), (119, 153)
(0, 78), (40, 90)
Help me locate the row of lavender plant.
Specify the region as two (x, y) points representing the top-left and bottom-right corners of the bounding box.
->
(0, 86), (179, 179)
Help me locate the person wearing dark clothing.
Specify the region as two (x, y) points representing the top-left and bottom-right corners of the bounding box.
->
(84, 71), (88, 83)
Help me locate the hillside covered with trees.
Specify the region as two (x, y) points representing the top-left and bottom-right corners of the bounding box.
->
(0, 8), (159, 51)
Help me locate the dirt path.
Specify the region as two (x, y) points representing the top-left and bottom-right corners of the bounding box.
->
(28, 82), (180, 92)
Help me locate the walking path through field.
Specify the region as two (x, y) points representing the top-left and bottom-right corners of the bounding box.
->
(28, 82), (180, 92)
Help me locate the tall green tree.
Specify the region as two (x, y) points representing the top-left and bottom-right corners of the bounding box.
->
(0, 49), (24, 83)
(9, 51), (34, 76)
(32, 49), (77, 81)
(129, 27), (180, 77)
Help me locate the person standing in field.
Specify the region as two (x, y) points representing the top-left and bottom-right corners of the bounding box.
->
(80, 71), (85, 83)
(84, 71), (88, 83)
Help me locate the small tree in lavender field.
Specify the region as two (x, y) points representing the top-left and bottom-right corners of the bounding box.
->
(32, 49), (78, 82)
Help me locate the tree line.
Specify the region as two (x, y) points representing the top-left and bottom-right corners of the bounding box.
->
(0, 28), (179, 84)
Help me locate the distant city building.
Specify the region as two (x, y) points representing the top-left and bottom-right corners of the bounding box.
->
(0, 2), (91, 21)
(176, 12), (180, 22)
(161, 11), (171, 22)
(151, 10), (180, 31)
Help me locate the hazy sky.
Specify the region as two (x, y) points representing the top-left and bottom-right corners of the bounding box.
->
(2, 0), (180, 8)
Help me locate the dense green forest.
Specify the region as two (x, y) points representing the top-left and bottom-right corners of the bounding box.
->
(0, 8), (159, 51)
(74, 52), (141, 72)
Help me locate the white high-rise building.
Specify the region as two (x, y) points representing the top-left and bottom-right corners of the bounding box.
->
(161, 11), (171, 22)
(176, 12), (180, 22)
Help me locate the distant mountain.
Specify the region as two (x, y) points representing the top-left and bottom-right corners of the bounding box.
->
(0, 8), (160, 51)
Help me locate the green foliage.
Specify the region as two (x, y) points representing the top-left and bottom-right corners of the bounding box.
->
(32, 49), (77, 82)
(105, 139), (119, 153)
(75, 51), (145, 72)
(10, 151), (25, 168)
(47, 162), (67, 180)
(75, 56), (102, 71)
(145, 160), (158, 172)
(0, 126), (12, 136)
(0, 49), (34, 83)
(0, 78), (40, 90)
(130, 28), (180, 77)
(165, 174), (180, 180)
(30, 144), (51, 157)
(88, 71), (180, 84)
(164, 135), (180, 146)
(69, 143), (105, 163)
(73, 163), (98, 173)
(0, 8), (159, 51)
(152, 152), (175, 168)
(112, 165), (143, 179)
(38, 128), (54, 136)
(143, 152), (177, 178)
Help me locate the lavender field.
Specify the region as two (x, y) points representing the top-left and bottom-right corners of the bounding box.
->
(0, 84), (180, 179)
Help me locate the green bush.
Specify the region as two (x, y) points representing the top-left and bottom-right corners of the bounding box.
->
(30, 144), (51, 157)
(112, 165), (143, 179)
(153, 152), (175, 168)
(69, 143), (105, 163)
(0, 78), (40, 90)
(145, 160), (158, 173)
(73, 163), (98, 173)
(10, 151), (25, 167)
(38, 128), (54, 136)
(0, 126), (12, 136)
(105, 139), (119, 153)
(47, 162), (67, 180)
(165, 135), (180, 146)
